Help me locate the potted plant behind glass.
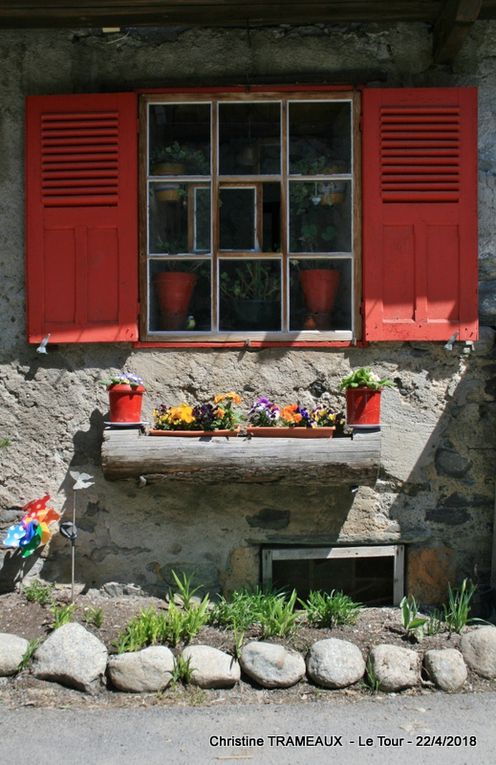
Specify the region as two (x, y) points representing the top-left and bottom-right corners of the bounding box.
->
(150, 392), (242, 437)
(103, 372), (145, 424)
(339, 368), (395, 428)
(220, 262), (280, 331)
(150, 142), (210, 200)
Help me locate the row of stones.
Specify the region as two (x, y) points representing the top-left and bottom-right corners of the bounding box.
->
(1, 624), (496, 694)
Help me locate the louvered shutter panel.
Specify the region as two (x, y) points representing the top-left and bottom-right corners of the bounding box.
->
(362, 88), (478, 341)
(26, 93), (138, 343)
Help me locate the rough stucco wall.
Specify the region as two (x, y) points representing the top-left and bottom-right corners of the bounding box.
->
(0, 22), (495, 603)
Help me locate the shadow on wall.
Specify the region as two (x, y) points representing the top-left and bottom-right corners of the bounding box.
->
(2, 336), (496, 613)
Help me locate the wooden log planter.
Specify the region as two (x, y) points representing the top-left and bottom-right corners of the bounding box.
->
(101, 429), (381, 485)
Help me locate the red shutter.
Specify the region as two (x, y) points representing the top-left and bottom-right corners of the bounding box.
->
(26, 92), (138, 343)
(362, 87), (478, 342)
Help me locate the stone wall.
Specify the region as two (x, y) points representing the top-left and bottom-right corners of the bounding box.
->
(1, 22), (496, 603)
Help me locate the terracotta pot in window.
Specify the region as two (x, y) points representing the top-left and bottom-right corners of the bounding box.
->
(299, 268), (340, 330)
(154, 272), (197, 331)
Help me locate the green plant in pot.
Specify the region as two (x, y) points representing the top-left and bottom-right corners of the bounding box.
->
(220, 262), (280, 331)
(101, 372), (146, 424)
(150, 142), (210, 176)
(339, 367), (395, 429)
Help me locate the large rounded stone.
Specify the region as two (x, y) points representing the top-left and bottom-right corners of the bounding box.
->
(240, 642), (305, 688)
(461, 626), (496, 678)
(306, 638), (365, 688)
(32, 623), (108, 693)
(424, 649), (467, 692)
(182, 645), (240, 688)
(0, 633), (29, 676)
(108, 646), (174, 692)
(368, 644), (420, 692)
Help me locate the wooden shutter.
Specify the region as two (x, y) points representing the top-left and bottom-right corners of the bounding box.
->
(362, 87), (478, 342)
(26, 92), (138, 343)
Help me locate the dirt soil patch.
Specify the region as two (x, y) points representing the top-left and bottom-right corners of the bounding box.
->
(0, 587), (495, 709)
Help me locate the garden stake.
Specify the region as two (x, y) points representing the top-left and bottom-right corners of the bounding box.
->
(64, 471), (94, 603)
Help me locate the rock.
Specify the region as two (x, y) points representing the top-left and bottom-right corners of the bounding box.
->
(32, 623), (108, 693)
(461, 626), (496, 678)
(424, 649), (467, 692)
(123, 583), (145, 597)
(0, 633), (29, 676)
(368, 644), (420, 692)
(182, 645), (240, 688)
(239, 642), (305, 688)
(306, 638), (365, 688)
(107, 646), (174, 692)
(101, 582), (125, 598)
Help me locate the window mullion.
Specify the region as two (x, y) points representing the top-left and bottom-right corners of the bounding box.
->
(281, 99), (288, 331)
(212, 99), (219, 332)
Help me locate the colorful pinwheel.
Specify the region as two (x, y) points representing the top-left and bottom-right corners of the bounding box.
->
(3, 495), (61, 558)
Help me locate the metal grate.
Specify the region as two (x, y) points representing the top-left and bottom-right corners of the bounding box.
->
(380, 106), (460, 203)
(41, 111), (119, 206)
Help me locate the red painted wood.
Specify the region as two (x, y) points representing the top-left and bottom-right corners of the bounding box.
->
(362, 87), (478, 342)
(26, 92), (138, 343)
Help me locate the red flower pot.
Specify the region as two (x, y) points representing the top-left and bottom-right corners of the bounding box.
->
(154, 272), (198, 331)
(299, 269), (340, 330)
(345, 388), (381, 428)
(108, 384), (145, 423)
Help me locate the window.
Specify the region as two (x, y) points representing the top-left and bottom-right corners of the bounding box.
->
(25, 87), (478, 346)
(142, 93), (358, 340)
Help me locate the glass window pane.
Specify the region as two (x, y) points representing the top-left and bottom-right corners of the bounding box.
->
(289, 101), (351, 175)
(219, 259), (281, 331)
(219, 188), (256, 251)
(219, 102), (281, 175)
(149, 103), (210, 176)
(289, 181), (352, 253)
(149, 260), (211, 332)
(289, 259), (352, 331)
(149, 182), (211, 254)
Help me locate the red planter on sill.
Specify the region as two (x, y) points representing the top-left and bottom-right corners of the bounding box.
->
(345, 388), (381, 428)
(108, 384), (145, 423)
(246, 427), (335, 438)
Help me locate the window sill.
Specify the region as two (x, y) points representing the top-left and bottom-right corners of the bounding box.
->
(101, 429), (381, 485)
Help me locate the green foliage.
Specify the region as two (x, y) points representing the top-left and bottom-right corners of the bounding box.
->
(232, 627), (245, 660)
(170, 569), (203, 610)
(339, 367), (395, 391)
(0, 437), (10, 448)
(18, 637), (43, 672)
(23, 580), (55, 606)
(150, 142), (210, 174)
(259, 589), (299, 638)
(209, 588), (284, 631)
(443, 578), (478, 634)
(302, 590), (362, 628)
(220, 262), (280, 301)
(84, 607), (104, 628)
(425, 608), (445, 636)
(50, 602), (76, 630)
(400, 595), (428, 641)
(171, 655), (194, 685)
(115, 595), (210, 653)
(364, 657), (380, 693)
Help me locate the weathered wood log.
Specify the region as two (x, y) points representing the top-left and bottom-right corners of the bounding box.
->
(101, 429), (381, 485)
